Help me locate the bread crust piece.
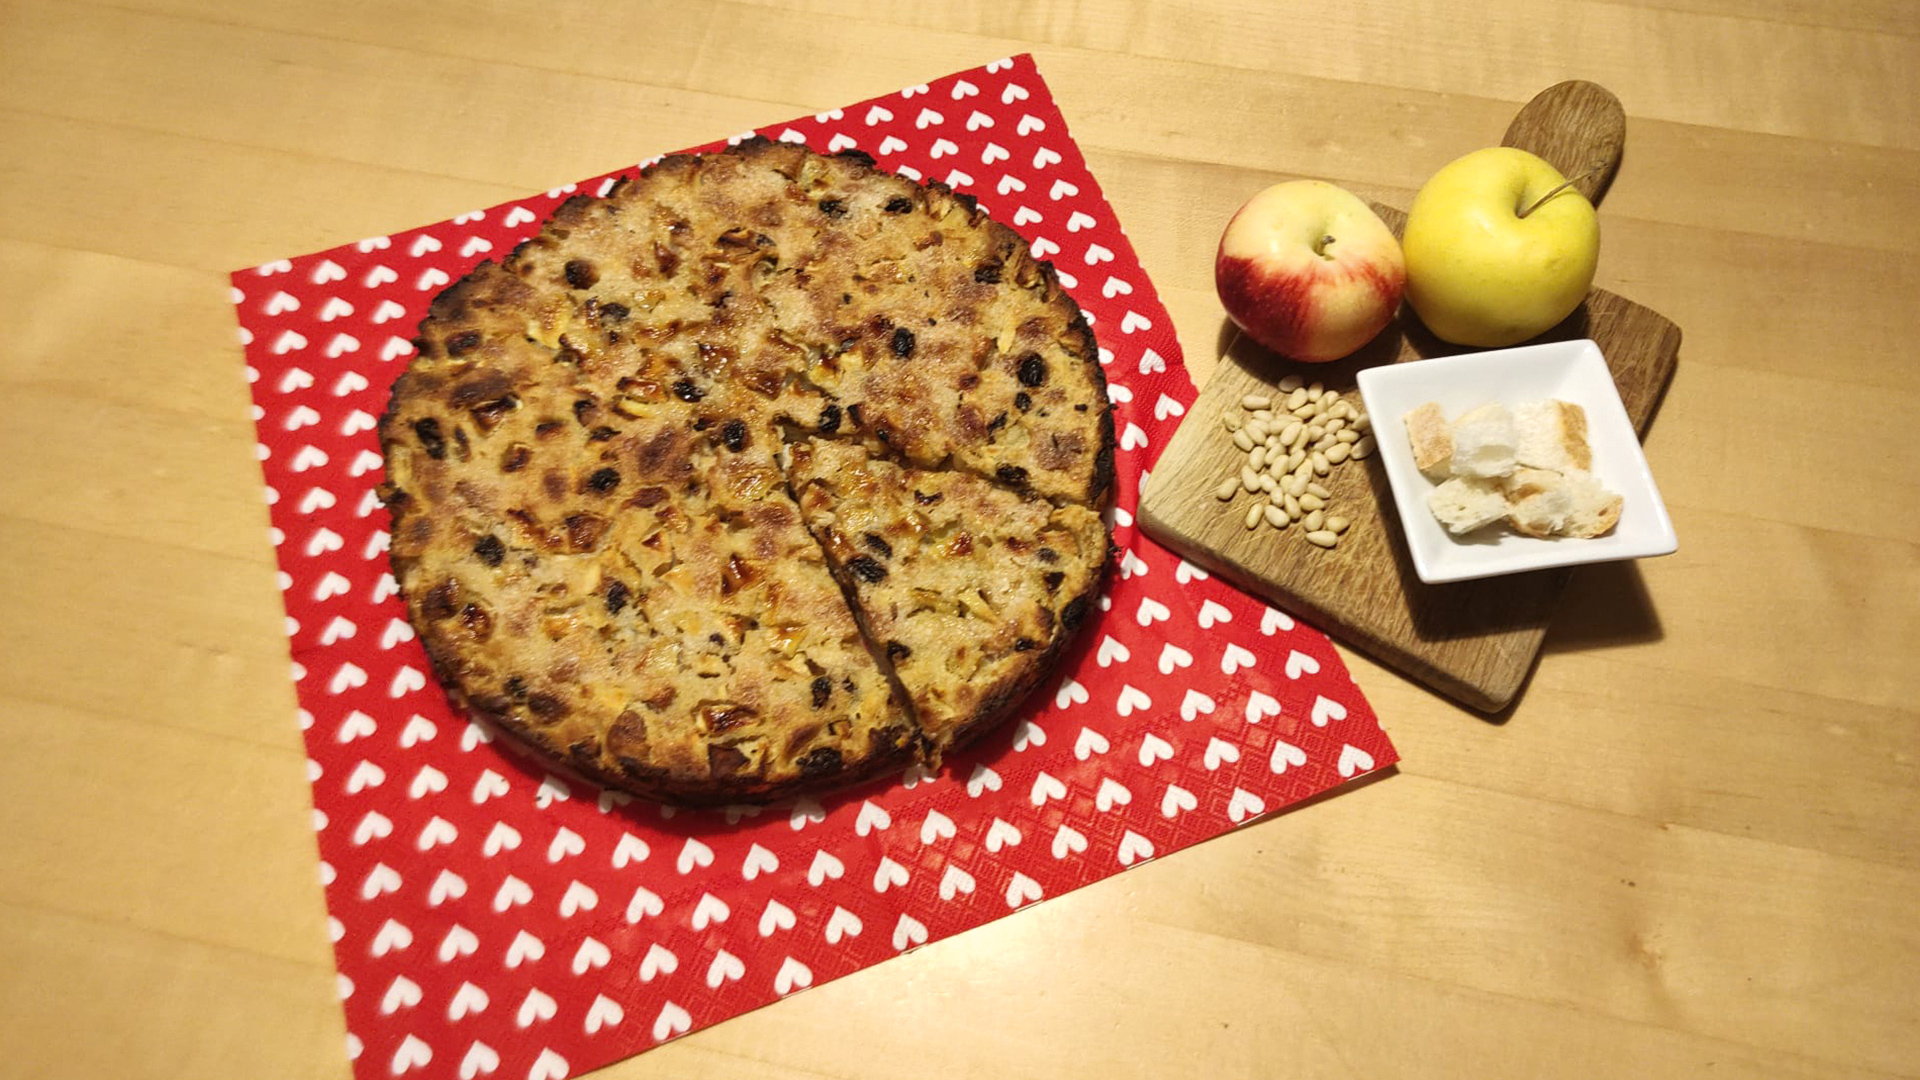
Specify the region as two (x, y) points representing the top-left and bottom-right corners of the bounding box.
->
(1426, 475), (1509, 535)
(379, 139), (1113, 803)
(1569, 495), (1623, 538)
(1403, 401), (1453, 477)
(1559, 468), (1623, 538)
(1448, 402), (1518, 478)
(1501, 467), (1623, 539)
(1501, 467), (1575, 537)
(1513, 399), (1593, 472)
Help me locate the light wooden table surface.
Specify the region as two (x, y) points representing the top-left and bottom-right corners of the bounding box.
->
(3, 1), (1916, 1077)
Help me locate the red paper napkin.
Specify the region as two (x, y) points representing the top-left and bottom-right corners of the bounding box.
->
(234, 55), (1396, 1080)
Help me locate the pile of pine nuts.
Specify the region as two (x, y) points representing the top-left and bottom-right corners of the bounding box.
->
(1214, 375), (1376, 549)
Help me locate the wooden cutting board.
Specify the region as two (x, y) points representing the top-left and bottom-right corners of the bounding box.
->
(1136, 82), (1680, 712)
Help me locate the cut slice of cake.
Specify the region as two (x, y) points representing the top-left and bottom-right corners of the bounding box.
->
(786, 438), (1110, 752)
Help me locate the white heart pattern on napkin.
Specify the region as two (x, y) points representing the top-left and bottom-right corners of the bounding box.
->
(233, 54), (1393, 1080)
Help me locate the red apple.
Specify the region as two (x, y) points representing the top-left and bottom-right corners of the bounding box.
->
(1214, 180), (1407, 363)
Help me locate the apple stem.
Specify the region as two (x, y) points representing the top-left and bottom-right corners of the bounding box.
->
(1516, 165), (1603, 219)
(1312, 234), (1336, 259)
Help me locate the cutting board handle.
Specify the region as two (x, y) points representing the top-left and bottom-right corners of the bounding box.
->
(1501, 80), (1625, 207)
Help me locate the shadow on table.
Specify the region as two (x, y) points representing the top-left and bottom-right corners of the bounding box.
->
(1543, 558), (1664, 655)
(1472, 558), (1665, 725)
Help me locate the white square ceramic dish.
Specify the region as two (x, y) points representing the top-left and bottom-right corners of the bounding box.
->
(1355, 338), (1677, 585)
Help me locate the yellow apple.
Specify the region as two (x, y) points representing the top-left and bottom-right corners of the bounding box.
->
(1401, 147), (1600, 348)
(1215, 180), (1406, 363)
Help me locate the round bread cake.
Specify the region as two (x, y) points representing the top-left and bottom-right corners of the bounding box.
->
(378, 138), (1114, 804)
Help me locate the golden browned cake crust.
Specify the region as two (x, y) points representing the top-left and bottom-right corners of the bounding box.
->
(379, 138), (1112, 803)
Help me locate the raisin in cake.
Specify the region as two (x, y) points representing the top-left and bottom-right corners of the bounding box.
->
(380, 138), (1113, 803)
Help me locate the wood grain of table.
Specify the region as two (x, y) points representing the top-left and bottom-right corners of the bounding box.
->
(2, 1), (1916, 1077)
